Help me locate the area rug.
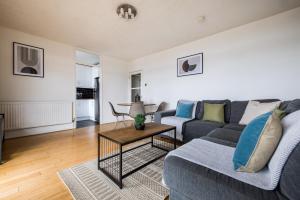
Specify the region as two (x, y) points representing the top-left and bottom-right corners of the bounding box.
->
(58, 154), (169, 200)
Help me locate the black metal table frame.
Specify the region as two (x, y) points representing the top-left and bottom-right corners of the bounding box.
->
(97, 127), (176, 189)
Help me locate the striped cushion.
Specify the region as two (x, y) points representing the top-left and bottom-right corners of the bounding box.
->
(233, 111), (283, 172)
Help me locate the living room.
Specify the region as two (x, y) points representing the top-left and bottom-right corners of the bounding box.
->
(0, 1), (300, 200)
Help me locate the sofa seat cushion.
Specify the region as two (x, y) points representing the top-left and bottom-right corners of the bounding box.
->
(224, 123), (246, 131)
(201, 136), (237, 148)
(164, 139), (276, 190)
(161, 116), (191, 141)
(206, 128), (242, 146)
(182, 120), (224, 143)
(164, 155), (280, 200)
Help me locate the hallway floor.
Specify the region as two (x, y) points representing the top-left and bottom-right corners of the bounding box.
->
(76, 120), (99, 128)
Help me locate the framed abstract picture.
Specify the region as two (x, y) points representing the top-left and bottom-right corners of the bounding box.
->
(177, 53), (203, 77)
(13, 42), (44, 78)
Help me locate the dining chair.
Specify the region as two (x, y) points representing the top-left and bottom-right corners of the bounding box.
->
(108, 102), (129, 128)
(129, 102), (146, 119)
(146, 102), (167, 121)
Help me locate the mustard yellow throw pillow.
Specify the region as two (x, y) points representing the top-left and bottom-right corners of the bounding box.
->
(203, 103), (225, 123)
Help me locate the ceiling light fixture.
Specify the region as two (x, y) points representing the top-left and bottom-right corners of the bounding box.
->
(116, 4), (137, 20)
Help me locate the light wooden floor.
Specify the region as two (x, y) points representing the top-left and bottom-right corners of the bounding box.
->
(0, 122), (130, 200)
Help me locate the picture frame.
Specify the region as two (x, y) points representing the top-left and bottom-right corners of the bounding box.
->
(177, 53), (203, 77)
(13, 42), (44, 78)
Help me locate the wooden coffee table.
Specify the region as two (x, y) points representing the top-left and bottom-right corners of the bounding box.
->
(98, 122), (176, 189)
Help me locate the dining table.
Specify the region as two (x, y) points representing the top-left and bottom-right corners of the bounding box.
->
(117, 102), (156, 106)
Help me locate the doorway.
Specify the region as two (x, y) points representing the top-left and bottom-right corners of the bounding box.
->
(75, 50), (101, 128)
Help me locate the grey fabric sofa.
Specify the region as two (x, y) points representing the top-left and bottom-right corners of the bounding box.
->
(164, 141), (300, 200)
(155, 99), (281, 143)
(155, 99), (300, 200)
(157, 100), (197, 141)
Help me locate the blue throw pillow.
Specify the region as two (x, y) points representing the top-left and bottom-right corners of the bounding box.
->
(176, 102), (194, 118)
(233, 111), (282, 172)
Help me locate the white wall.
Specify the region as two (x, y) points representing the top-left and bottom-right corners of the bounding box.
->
(0, 26), (75, 102)
(0, 26), (76, 137)
(0, 26), (130, 137)
(129, 8), (300, 109)
(101, 55), (129, 123)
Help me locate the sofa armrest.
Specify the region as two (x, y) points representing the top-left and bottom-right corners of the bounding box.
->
(154, 109), (176, 123)
(164, 155), (278, 200)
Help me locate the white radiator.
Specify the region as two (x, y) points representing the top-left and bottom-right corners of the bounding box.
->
(0, 101), (73, 130)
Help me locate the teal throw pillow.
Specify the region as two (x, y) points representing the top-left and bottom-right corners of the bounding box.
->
(233, 111), (282, 172)
(175, 103), (194, 118)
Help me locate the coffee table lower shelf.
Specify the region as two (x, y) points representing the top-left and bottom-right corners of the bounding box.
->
(97, 131), (176, 189)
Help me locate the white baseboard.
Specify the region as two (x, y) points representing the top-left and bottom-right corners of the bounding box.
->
(5, 123), (74, 139)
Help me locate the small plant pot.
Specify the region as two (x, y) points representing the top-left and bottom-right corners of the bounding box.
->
(135, 123), (145, 130)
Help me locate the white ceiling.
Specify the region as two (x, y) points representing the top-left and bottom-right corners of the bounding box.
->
(0, 0), (299, 60)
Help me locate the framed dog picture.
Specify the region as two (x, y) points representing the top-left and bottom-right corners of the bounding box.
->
(177, 53), (203, 77)
(13, 42), (44, 78)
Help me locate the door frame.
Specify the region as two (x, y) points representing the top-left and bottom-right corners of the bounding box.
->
(74, 49), (103, 125)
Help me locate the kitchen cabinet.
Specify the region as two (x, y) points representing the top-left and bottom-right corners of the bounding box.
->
(76, 100), (95, 121)
(76, 65), (94, 88)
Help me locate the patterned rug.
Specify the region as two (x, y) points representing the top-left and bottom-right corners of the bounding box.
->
(58, 150), (169, 200)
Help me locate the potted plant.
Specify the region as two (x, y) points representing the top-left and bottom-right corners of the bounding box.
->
(134, 114), (146, 130)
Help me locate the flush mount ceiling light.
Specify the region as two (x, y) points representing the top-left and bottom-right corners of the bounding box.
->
(116, 4), (137, 20)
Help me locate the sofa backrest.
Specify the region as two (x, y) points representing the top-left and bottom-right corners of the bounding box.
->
(193, 99), (299, 124)
(283, 99), (300, 114)
(279, 101), (291, 111)
(195, 101), (202, 119)
(229, 99), (281, 124)
(229, 101), (249, 124)
(196, 100), (231, 123)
